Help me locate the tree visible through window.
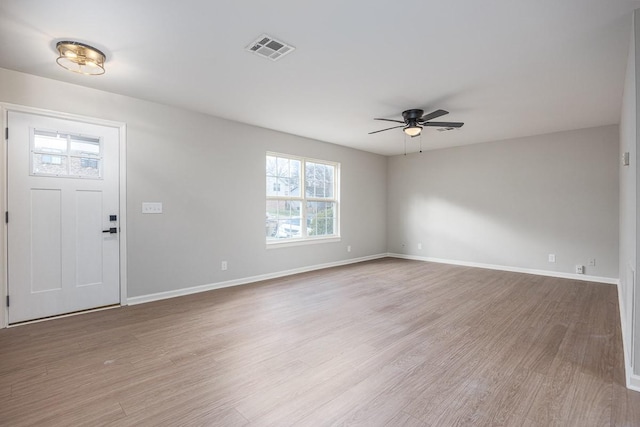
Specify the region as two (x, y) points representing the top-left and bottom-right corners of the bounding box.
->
(266, 153), (339, 242)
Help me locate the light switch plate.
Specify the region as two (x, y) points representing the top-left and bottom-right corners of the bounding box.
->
(142, 202), (163, 214)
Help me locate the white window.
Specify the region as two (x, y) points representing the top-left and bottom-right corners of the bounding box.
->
(31, 129), (103, 179)
(266, 153), (339, 244)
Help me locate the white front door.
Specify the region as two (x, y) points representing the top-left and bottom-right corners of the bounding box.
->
(7, 111), (121, 323)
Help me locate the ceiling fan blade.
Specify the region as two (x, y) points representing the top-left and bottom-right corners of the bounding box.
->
(422, 121), (464, 128)
(420, 109), (449, 122)
(368, 125), (405, 134)
(374, 118), (405, 124)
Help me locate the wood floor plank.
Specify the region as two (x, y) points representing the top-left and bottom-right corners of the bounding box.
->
(0, 258), (638, 426)
(384, 411), (428, 427)
(481, 368), (546, 424)
(293, 364), (408, 426)
(611, 383), (640, 426)
(561, 371), (612, 426)
(234, 343), (375, 422)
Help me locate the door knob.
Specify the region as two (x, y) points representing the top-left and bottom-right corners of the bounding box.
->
(102, 227), (117, 234)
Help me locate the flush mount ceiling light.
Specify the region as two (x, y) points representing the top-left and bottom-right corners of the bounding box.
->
(56, 41), (106, 75)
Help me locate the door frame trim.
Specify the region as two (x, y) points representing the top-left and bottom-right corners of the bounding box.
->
(0, 103), (128, 327)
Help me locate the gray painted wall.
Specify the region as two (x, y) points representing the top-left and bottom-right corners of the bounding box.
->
(620, 10), (640, 378)
(387, 126), (619, 279)
(0, 68), (388, 298)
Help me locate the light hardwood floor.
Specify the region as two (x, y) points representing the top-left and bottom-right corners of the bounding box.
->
(1, 258), (639, 426)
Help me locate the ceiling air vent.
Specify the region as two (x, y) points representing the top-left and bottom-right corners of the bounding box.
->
(246, 34), (295, 61)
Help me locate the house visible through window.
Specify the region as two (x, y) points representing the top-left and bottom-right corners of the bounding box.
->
(266, 152), (339, 243)
(31, 129), (102, 179)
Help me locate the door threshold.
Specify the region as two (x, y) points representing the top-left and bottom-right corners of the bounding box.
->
(8, 304), (120, 327)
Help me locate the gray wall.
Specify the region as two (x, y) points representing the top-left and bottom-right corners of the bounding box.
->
(620, 9), (640, 378)
(0, 68), (388, 298)
(387, 126), (619, 279)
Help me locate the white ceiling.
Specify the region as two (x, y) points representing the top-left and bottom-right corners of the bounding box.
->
(0, 0), (639, 155)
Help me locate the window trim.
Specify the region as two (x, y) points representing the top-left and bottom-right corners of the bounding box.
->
(266, 152), (340, 246)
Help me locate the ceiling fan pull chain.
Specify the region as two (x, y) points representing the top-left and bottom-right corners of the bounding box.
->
(420, 133), (423, 153)
(404, 133), (407, 156)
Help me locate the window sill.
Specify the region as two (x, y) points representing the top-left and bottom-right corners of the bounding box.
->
(266, 236), (341, 249)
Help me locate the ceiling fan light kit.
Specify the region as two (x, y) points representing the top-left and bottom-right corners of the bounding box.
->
(55, 41), (106, 75)
(403, 124), (422, 136)
(369, 108), (464, 138)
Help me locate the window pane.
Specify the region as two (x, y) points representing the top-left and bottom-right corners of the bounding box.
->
(268, 155), (301, 197)
(70, 136), (100, 156)
(305, 162), (334, 199)
(317, 217), (327, 235)
(266, 202), (278, 238)
(284, 158), (301, 197)
(34, 131), (67, 153)
(266, 156), (277, 177)
(307, 201), (336, 236)
(324, 164), (334, 198)
(266, 176), (281, 196)
(266, 200), (302, 240)
(305, 162), (316, 197)
(33, 153), (68, 176)
(70, 157), (100, 178)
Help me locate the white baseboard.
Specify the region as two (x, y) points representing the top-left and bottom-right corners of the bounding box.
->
(122, 253), (618, 306)
(616, 281), (637, 392)
(386, 253), (618, 285)
(126, 253), (387, 305)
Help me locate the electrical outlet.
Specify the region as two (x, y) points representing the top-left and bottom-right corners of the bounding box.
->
(575, 265), (584, 274)
(347, 245), (351, 252)
(548, 254), (556, 263)
(221, 261), (227, 271)
(588, 258), (596, 267)
(418, 243), (422, 250)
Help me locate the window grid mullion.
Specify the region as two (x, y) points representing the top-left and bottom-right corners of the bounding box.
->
(301, 159), (307, 237)
(266, 196), (304, 201)
(306, 197), (337, 203)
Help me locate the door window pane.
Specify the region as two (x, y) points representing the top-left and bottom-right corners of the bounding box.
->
(70, 136), (100, 156)
(70, 157), (101, 178)
(33, 154), (67, 176)
(34, 132), (67, 153)
(32, 129), (103, 179)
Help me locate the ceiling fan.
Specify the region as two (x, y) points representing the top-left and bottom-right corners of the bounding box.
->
(369, 109), (464, 137)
